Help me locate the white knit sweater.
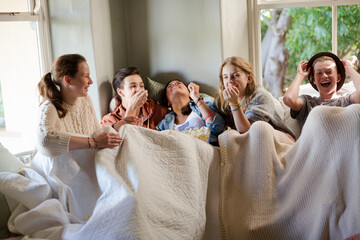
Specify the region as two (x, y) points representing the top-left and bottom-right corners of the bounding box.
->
(36, 95), (100, 156)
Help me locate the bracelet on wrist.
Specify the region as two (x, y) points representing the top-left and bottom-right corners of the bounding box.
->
(197, 100), (204, 107)
(92, 137), (97, 149)
(88, 137), (92, 149)
(88, 137), (97, 150)
(230, 105), (242, 112)
(204, 111), (215, 121)
(195, 96), (203, 105)
(229, 102), (241, 107)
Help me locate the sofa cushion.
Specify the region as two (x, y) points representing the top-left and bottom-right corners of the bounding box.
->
(0, 143), (25, 238)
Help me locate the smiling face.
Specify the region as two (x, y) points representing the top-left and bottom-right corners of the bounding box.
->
(68, 61), (93, 98)
(313, 60), (341, 99)
(221, 63), (250, 98)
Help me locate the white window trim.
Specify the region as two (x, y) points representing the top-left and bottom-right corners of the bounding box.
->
(0, 0), (53, 74)
(247, 0), (360, 85)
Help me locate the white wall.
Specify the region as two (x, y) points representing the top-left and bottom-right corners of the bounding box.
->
(48, 0), (250, 115)
(48, 0), (101, 119)
(220, 0), (249, 61)
(90, 0), (115, 117)
(125, 0), (223, 96)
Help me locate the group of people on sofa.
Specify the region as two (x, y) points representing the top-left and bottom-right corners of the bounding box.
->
(36, 52), (360, 156)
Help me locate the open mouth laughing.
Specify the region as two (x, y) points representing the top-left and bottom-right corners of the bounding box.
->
(320, 81), (331, 88)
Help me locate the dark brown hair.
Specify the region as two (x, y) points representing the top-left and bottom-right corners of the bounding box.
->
(161, 79), (192, 116)
(112, 67), (140, 100)
(37, 54), (86, 118)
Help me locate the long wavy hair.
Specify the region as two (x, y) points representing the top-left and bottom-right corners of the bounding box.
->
(37, 54), (86, 118)
(215, 56), (257, 128)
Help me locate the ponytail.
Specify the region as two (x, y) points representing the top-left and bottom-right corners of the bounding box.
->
(38, 72), (67, 118)
(37, 54), (86, 118)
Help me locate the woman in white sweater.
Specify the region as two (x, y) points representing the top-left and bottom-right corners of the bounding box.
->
(36, 54), (123, 155)
(32, 54), (127, 221)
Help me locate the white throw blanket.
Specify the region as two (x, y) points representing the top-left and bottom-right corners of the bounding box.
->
(1, 105), (360, 239)
(0, 125), (217, 240)
(218, 104), (360, 240)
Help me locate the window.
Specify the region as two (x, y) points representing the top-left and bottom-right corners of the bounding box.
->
(248, 0), (360, 98)
(0, 0), (52, 154)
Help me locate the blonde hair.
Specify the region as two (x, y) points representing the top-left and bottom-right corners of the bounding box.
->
(215, 56), (257, 128)
(310, 56), (336, 82)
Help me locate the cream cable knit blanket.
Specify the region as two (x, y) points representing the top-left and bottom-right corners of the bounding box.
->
(218, 104), (360, 240)
(1, 105), (360, 239)
(0, 125), (217, 239)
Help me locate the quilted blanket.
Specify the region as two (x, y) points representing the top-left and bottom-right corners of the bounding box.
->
(0, 125), (218, 240)
(218, 104), (360, 240)
(1, 104), (360, 240)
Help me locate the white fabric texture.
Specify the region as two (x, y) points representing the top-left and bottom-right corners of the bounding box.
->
(37, 96), (100, 157)
(1, 124), (216, 240)
(1, 104), (360, 239)
(218, 104), (360, 240)
(31, 147), (101, 222)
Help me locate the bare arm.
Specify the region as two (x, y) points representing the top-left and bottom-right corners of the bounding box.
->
(343, 59), (360, 103)
(188, 82), (215, 123)
(223, 86), (251, 133)
(112, 116), (143, 131)
(69, 132), (122, 150)
(283, 60), (308, 111)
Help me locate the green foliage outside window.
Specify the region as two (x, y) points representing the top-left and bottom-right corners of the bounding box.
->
(285, 5), (360, 87)
(261, 5), (360, 90)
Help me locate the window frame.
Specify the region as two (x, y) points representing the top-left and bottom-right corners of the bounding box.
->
(247, 0), (360, 85)
(0, 0), (53, 73)
(0, 0), (52, 153)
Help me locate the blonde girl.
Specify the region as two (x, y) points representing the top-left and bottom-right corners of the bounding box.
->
(216, 56), (295, 140)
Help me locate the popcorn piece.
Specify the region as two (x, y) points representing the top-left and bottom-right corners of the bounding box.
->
(181, 126), (210, 142)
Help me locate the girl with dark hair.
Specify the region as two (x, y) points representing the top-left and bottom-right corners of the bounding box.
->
(158, 79), (225, 145)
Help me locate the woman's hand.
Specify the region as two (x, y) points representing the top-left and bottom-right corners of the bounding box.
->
(188, 82), (200, 102)
(296, 60), (310, 79)
(223, 86), (240, 105)
(93, 132), (123, 148)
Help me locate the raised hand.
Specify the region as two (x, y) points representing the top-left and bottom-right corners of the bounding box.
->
(127, 88), (148, 114)
(223, 85), (240, 105)
(188, 82), (200, 102)
(297, 60), (310, 78)
(342, 59), (355, 75)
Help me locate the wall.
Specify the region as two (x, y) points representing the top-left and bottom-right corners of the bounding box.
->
(220, 0), (249, 61)
(124, 0), (223, 96)
(48, 0), (101, 119)
(48, 0), (250, 116)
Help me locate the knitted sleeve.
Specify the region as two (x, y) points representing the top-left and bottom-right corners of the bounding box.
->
(36, 101), (71, 157)
(85, 95), (101, 132)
